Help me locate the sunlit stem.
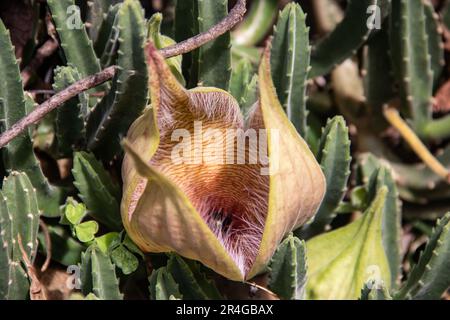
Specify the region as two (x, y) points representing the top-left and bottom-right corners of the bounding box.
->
(383, 106), (450, 184)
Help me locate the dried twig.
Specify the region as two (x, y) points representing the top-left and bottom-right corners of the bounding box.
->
(159, 0), (246, 58)
(0, 0), (247, 149)
(0, 66), (117, 148)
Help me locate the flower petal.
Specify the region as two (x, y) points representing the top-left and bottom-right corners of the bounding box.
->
(122, 42), (326, 281)
(122, 43), (248, 280)
(247, 44), (326, 278)
(122, 140), (244, 280)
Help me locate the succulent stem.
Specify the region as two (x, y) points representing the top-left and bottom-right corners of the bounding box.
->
(423, 115), (450, 140)
(232, 0), (278, 47)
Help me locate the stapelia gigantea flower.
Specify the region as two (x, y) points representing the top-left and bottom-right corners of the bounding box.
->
(121, 42), (326, 281)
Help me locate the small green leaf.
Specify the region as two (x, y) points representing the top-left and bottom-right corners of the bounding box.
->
(75, 221), (99, 243)
(65, 201), (87, 226)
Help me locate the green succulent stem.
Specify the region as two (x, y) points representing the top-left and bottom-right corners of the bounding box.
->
(309, 0), (381, 78)
(47, 0), (104, 93)
(271, 3), (310, 136)
(232, 0), (278, 47)
(423, 115), (450, 140)
(389, 0), (433, 135)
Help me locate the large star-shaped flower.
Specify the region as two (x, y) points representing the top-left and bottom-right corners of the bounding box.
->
(121, 42), (326, 281)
